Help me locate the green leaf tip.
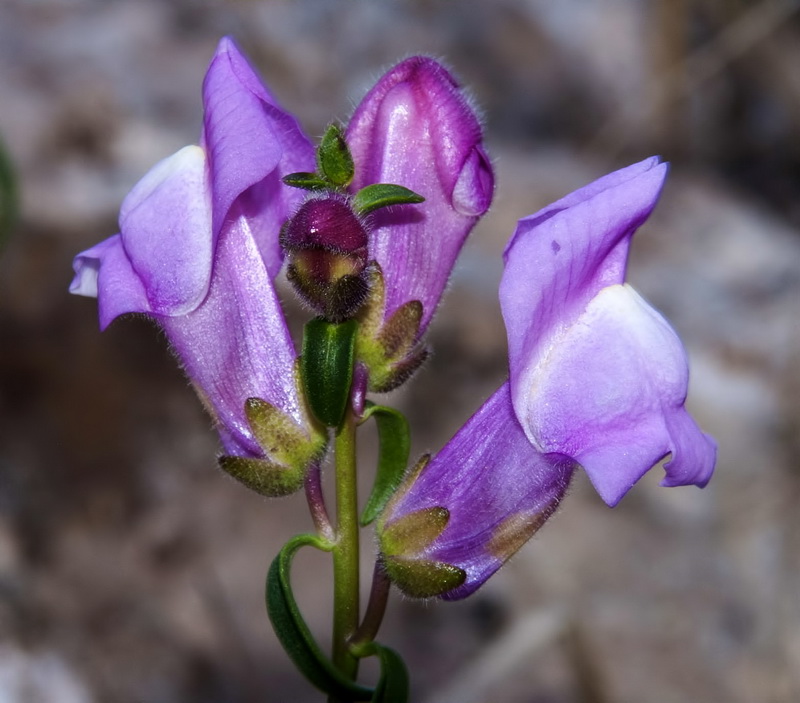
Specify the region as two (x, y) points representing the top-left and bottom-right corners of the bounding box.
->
(218, 455), (306, 498)
(317, 123), (354, 188)
(282, 171), (330, 191)
(244, 397), (326, 471)
(381, 506), (450, 556)
(352, 183), (425, 216)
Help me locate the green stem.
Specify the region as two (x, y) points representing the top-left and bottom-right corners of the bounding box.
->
(330, 408), (360, 696)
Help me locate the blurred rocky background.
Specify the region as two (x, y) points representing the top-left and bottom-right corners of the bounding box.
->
(1, 0), (799, 701)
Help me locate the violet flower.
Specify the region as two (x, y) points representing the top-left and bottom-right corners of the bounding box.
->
(501, 158), (716, 506)
(70, 38), (321, 469)
(378, 159), (716, 599)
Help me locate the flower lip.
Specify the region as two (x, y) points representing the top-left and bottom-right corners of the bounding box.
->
(500, 157), (716, 506)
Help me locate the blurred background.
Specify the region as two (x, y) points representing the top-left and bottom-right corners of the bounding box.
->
(1, 0), (799, 701)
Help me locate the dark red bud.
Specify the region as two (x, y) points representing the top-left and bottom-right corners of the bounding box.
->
(282, 195), (373, 322)
(282, 195), (368, 258)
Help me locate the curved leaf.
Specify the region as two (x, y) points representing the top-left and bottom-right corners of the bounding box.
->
(360, 403), (410, 526)
(352, 183), (424, 216)
(353, 642), (409, 703)
(266, 534), (373, 700)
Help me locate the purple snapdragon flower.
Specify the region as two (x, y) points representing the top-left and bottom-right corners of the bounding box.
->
(70, 38), (316, 462)
(70, 40), (492, 478)
(379, 159), (717, 599)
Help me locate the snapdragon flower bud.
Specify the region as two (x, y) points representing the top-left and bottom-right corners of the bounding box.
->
(282, 194), (371, 322)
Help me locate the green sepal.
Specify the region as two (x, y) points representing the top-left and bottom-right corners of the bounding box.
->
(382, 555), (466, 599)
(245, 397), (326, 470)
(351, 642), (409, 703)
(266, 534), (373, 700)
(317, 123), (354, 188)
(355, 265), (428, 393)
(282, 171), (330, 191)
(352, 183), (425, 216)
(218, 455), (306, 498)
(301, 318), (358, 428)
(359, 403), (411, 527)
(381, 506), (450, 556)
(0, 134), (18, 251)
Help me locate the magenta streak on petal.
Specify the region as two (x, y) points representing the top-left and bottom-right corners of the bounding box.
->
(346, 56), (494, 334)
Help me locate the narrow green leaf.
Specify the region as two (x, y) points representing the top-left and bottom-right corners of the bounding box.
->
(360, 403), (411, 526)
(352, 642), (409, 703)
(301, 318), (358, 428)
(0, 135), (19, 251)
(283, 171), (330, 191)
(352, 183), (425, 216)
(266, 534), (373, 700)
(317, 123), (354, 188)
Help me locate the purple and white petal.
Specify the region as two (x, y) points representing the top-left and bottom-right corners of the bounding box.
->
(521, 284), (715, 505)
(500, 160), (715, 505)
(501, 158), (668, 398)
(162, 203), (304, 457)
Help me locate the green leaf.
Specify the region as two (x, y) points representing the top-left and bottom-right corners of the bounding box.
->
(301, 318), (358, 428)
(352, 642), (409, 703)
(266, 534), (373, 700)
(0, 134), (19, 251)
(317, 123), (354, 188)
(352, 184), (425, 216)
(360, 403), (411, 526)
(283, 171), (330, 191)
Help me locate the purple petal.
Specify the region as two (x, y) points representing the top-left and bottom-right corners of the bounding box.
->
(71, 155), (304, 458)
(203, 37), (314, 277)
(162, 203), (305, 457)
(119, 145), (213, 316)
(72, 146), (212, 324)
(501, 158), (667, 388)
(500, 161), (716, 505)
(71, 234), (149, 330)
(383, 383), (574, 599)
(346, 56), (494, 334)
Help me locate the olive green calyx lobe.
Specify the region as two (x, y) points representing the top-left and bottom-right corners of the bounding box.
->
(218, 397), (326, 498)
(382, 556), (466, 599)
